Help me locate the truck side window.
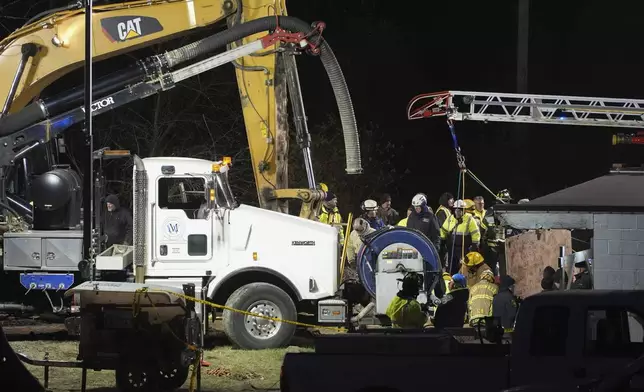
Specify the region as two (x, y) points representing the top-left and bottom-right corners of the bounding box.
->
(530, 306), (570, 356)
(585, 308), (644, 357)
(157, 177), (207, 219)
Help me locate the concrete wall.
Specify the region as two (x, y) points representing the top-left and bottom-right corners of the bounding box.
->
(592, 213), (644, 289)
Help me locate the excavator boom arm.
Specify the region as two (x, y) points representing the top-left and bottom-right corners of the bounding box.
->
(0, 0), (361, 220)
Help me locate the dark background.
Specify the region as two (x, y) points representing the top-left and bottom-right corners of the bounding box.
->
(1, 0), (642, 216)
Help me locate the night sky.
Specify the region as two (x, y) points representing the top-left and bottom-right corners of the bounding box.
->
(1, 0), (643, 216)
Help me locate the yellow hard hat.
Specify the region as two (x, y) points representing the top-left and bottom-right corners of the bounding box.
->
(462, 251), (485, 267)
(464, 199), (475, 210)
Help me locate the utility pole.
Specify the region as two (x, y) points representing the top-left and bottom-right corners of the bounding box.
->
(517, 0), (530, 93)
(83, 0), (94, 278)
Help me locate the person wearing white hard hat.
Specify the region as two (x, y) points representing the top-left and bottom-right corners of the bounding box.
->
(406, 193), (440, 250)
(361, 199), (385, 230)
(439, 199), (481, 275)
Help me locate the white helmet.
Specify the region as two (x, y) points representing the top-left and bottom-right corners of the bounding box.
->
(411, 193), (427, 207)
(361, 199), (378, 211)
(453, 199), (466, 209)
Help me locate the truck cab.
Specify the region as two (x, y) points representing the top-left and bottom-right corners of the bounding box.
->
(129, 156), (340, 349)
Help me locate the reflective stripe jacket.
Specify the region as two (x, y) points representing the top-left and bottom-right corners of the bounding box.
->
(385, 296), (428, 329)
(435, 205), (452, 227)
(439, 213), (481, 249)
(468, 280), (498, 324)
(319, 205), (344, 241)
(472, 209), (487, 231)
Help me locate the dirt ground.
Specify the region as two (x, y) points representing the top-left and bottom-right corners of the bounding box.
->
(9, 331), (315, 392)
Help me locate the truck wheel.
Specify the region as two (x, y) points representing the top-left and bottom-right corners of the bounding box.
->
(158, 365), (189, 391)
(223, 282), (297, 350)
(115, 360), (160, 392)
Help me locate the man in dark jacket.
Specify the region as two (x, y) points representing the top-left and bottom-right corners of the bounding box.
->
(104, 194), (133, 248)
(407, 193), (440, 250)
(571, 260), (592, 290)
(377, 193), (400, 226)
(492, 275), (518, 330)
(433, 273), (469, 328)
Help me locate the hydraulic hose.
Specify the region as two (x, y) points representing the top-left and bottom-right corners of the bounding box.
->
(0, 64), (146, 137)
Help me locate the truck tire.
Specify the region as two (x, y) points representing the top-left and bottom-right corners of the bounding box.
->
(159, 365), (189, 391)
(223, 282), (297, 350)
(115, 359), (160, 392)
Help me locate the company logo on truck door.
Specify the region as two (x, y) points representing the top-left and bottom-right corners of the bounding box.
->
(101, 16), (163, 43)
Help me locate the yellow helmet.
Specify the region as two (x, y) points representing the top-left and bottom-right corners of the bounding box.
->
(462, 251), (485, 267)
(464, 198), (475, 212)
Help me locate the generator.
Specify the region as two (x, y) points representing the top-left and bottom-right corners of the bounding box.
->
(15, 281), (203, 392)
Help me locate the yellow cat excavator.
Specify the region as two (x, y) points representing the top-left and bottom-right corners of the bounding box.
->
(0, 0), (362, 223)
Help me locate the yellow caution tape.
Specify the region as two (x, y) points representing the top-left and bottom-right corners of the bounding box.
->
(134, 287), (347, 333)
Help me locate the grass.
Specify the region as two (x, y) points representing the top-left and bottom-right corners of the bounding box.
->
(10, 338), (314, 392)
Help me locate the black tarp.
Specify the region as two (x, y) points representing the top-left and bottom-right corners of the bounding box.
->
(495, 172), (644, 212)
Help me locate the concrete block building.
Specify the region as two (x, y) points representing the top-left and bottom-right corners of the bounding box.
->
(494, 169), (644, 290)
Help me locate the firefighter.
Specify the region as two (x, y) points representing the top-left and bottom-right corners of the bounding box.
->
(435, 192), (454, 227)
(104, 194), (133, 248)
(407, 193), (441, 250)
(377, 193), (400, 226)
(439, 200), (480, 275)
(492, 275), (518, 331)
(318, 191), (344, 241)
(361, 199), (385, 230)
(482, 189), (512, 275)
(433, 273), (469, 329)
(344, 217), (375, 281)
(468, 269), (498, 327)
(396, 206), (412, 227)
(385, 271), (428, 329)
(459, 251), (492, 288)
(571, 260), (593, 290)
(472, 196), (486, 231)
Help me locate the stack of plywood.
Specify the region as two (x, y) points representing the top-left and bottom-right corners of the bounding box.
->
(505, 229), (572, 299)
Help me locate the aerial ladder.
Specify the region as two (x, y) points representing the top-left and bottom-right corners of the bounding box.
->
(407, 90), (644, 202)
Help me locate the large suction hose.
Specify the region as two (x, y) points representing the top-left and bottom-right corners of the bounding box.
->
(164, 16), (362, 174)
(0, 16), (362, 174)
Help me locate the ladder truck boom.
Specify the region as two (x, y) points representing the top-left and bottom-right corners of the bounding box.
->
(407, 90), (644, 128)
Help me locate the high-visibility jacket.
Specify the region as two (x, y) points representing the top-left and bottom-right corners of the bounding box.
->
(439, 213), (481, 250)
(386, 296), (428, 329)
(435, 205), (452, 227)
(472, 209), (486, 231)
(396, 217), (408, 227)
(468, 280), (498, 325)
(319, 205), (344, 241)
